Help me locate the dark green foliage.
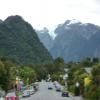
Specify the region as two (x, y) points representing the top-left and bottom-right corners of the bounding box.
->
(67, 65), (87, 95)
(54, 57), (64, 64)
(18, 66), (37, 84)
(0, 15), (52, 64)
(0, 58), (37, 91)
(84, 65), (100, 100)
(32, 64), (48, 81)
(92, 58), (99, 64)
(0, 59), (17, 91)
(29, 57), (65, 81)
(91, 65), (100, 86)
(80, 57), (93, 67)
(84, 84), (100, 100)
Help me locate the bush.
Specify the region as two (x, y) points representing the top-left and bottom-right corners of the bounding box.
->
(84, 84), (100, 100)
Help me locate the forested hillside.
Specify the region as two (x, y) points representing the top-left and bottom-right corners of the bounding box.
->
(0, 15), (52, 64)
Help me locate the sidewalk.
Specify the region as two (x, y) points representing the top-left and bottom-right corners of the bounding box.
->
(68, 91), (83, 100)
(69, 94), (83, 100)
(71, 96), (83, 100)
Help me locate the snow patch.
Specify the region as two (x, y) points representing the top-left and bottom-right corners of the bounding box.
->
(64, 26), (71, 30)
(67, 19), (80, 25)
(80, 23), (88, 26)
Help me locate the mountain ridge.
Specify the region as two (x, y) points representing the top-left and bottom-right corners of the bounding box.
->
(0, 15), (53, 64)
(44, 20), (100, 62)
(36, 27), (53, 51)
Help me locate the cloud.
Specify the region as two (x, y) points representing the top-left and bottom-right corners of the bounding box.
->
(0, 0), (100, 30)
(95, 0), (100, 2)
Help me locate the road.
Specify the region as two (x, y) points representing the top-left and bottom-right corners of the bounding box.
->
(21, 81), (83, 100)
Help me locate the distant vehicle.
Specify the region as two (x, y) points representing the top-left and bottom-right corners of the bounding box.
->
(62, 91), (69, 97)
(22, 90), (30, 97)
(54, 81), (61, 89)
(48, 83), (53, 90)
(61, 88), (69, 97)
(6, 92), (19, 100)
(56, 87), (61, 92)
(56, 84), (61, 92)
(48, 86), (52, 90)
(34, 84), (39, 91)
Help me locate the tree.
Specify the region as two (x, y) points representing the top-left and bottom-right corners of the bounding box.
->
(81, 57), (92, 67)
(67, 65), (87, 95)
(84, 64), (100, 100)
(0, 60), (17, 91)
(54, 57), (64, 64)
(92, 58), (99, 64)
(18, 66), (37, 84)
(91, 64), (100, 86)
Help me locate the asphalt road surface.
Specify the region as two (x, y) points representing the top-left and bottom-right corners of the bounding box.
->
(21, 81), (83, 100)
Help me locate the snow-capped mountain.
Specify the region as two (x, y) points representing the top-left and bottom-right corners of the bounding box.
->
(50, 20), (100, 62)
(55, 19), (100, 39)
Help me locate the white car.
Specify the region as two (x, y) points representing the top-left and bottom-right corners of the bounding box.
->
(55, 84), (62, 92)
(29, 86), (35, 95)
(22, 90), (30, 97)
(48, 83), (53, 89)
(29, 89), (35, 95)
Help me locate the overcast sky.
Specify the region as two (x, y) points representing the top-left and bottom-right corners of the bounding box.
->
(0, 0), (100, 32)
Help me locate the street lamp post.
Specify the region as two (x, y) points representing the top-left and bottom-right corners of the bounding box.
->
(75, 82), (80, 96)
(76, 82), (80, 87)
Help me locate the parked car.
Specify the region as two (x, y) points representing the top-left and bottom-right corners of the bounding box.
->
(6, 92), (19, 100)
(48, 83), (53, 90)
(61, 88), (69, 97)
(48, 85), (53, 90)
(33, 83), (39, 91)
(62, 91), (69, 97)
(22, 90), (30, 97)
(29, 89), (34, 95)
(29, 86), (35, 95)
(56, 84), (61, 92)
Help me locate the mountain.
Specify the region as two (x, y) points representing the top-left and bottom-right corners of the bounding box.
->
(0, 20), (3, 24)
(50, 19), (100, 62)
(0, 15), (53, 64)
(86, 31), (100, 57)
(36, 27), (53, 51)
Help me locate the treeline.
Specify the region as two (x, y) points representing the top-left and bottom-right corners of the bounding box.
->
(0, 57), (65, 92)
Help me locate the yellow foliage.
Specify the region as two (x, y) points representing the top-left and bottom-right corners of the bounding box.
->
(84, 77), (92, 86)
